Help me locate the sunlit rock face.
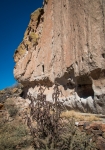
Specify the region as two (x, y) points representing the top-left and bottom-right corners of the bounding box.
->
(14, 0), (105, 114)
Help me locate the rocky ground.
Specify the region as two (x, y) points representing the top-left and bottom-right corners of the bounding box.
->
(75, 120), (105, 150)
(0, 85), (34, 150)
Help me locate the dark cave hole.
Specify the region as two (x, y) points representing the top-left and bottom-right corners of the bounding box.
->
(66, 82), (75, 89)
(76, 75), (94, 98)
(82, 57), (84, 61)
(76, 61), (78, 65)
(20, 91), (24, 98)
(97, 95), (100, 99)
(102, 53), (105, 59)
(42, 65), (44, 73)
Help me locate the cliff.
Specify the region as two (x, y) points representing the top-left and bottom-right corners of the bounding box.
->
(14, 0), (105, 114)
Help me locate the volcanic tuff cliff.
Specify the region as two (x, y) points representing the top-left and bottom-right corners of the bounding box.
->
(14, 0), (105, 113)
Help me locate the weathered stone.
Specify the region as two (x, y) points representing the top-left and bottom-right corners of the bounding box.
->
(8, 117), (14, 122)
(102, 132), (105, 139)
(85, 123), (101, 130)
(78, 121), (88, 126)
(96, 137), (105, 150)
(0, 84), (23, 102)
(0, 103), (3, 109)
(92, 130), (103, 136)
(100, 124), (105, 132)
(14, 0), (105, 113)
(83, 122), (91, 129)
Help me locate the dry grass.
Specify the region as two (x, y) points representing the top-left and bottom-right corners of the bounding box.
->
(4, 98), (18, 117)
(14, 42), (26, 62)
(0, 97), (32, 150)
(29, 32), (38, 44)
(0, 120), (31, 150)
(61, 110), (100, 121)
(31, 8), (42, 21)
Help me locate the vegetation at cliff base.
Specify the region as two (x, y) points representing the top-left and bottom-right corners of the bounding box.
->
(26, 84), (96, 150)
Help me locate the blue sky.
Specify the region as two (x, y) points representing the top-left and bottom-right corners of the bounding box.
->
(0, 0), (43, 90)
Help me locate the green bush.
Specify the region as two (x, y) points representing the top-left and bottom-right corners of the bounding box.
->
(0, 123), (31, 150)
(59, 118), (96, 150)
(8, 106), (18, 117)
(4, 99), (18, 117)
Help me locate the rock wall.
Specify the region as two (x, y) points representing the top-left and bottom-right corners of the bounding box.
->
(14, 0), (105, 114)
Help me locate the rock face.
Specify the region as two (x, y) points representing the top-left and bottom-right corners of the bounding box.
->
(0, 84), (23, 103)
(14, 0), (105, 113)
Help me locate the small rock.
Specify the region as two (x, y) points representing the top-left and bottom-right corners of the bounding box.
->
(100, 124), (105, 132)
(83, 122), (90, 129)
(96, 137), (105, 150)
(75, 122), (79, 126)
(8, 117), (14, 122)
(92, 130), (103, 136)
(84, 123), (100, 130)
(78, 121), (88, 126)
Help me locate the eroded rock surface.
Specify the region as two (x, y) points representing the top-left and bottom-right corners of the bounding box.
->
(0, 84), (23, 103)
(14, 0), (105, 113)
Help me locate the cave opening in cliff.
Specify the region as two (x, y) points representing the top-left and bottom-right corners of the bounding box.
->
(76, 75), (94, 98)
(42, 65), (44, 73)
(102, 53), (105, 59)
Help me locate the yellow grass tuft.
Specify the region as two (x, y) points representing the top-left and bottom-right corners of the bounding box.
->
(31, 8), (42, 21)
(61, 110), (100, 121)
(14, 42), (26, 62)
(29, 32), (39, 45)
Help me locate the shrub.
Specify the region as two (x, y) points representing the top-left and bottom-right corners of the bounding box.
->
(4, 98), (18, 117)
(8, 106), (18, 117)
(26, 84), (63, 149)
(29, 32), (39, 45)
(27, 84), (97, 150)
(14, 42), (26, 62)
(59, 118), (96, 150)
(0, 123), (31, 150)
(31, 8), (43, 21)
